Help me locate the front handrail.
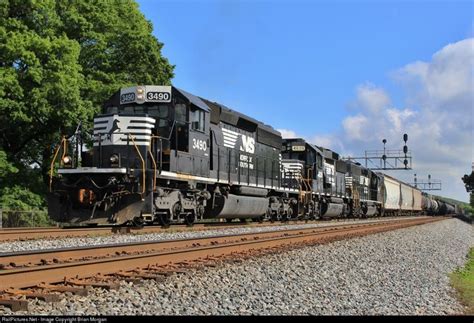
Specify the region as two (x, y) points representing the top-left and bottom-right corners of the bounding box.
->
(49, 136), (67, 192)
(128, 134), (146, 196)
(148, 142), (157, 192)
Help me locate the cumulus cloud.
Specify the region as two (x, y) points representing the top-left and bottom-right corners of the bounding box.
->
(339, 38), (474, 202)
(342, 114), (369, 141)
(278, 38), (472, 201)
(277, 38), (473, 201)
(354, 83), (391, 114)
(277, 128), (300, 139)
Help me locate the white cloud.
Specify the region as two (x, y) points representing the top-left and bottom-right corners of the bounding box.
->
(396, 38), (474, 103)
(277, 128), (300, 139)
(325, 38), (473, 202)
(354, 83), (391, 114)
(386, 108), (416, 132)
(342, 114), (369, 141)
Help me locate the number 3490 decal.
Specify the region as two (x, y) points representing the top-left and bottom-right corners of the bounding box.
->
(192, 138), (207, 151)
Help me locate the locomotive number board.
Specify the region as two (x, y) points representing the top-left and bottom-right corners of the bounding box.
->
(292, 145), (305, 151)
(145, 86), (172, 103)
(120, 86), (172, 104)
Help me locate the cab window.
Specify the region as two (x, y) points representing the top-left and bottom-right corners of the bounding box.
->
(190, 108), (205, 132)
(175, 104), (187, 123)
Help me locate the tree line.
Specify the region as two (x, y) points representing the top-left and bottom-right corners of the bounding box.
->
(0, 0), (174, 224)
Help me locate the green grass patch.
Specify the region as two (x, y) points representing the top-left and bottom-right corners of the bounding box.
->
(450, 248), (474, 314)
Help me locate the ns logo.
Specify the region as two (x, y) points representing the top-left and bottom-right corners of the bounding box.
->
(240, 135), (255, 154)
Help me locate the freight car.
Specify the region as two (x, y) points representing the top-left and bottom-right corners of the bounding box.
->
(47, 84), (440, 226)
(377, 173), (423, 216)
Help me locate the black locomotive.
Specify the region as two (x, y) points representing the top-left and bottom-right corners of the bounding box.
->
(48, 85), (453, 226)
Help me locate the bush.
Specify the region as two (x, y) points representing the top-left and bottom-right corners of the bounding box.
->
(0, 185), (54, 227)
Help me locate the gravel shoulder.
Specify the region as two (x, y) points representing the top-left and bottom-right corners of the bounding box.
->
(2, 218), (472, 315)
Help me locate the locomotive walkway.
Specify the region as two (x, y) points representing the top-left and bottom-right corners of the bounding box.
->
(0, 216), (446, 311)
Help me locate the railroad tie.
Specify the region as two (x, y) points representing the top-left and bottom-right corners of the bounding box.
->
(36, 283), (88, 296)
(0, 297), (28, 311)
(4, 288), (60, 302)
(65, 278), (120, 291)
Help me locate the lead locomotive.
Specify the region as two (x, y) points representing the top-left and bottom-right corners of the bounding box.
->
(48, 85), (450, 227)
(48, 85), (298, 226)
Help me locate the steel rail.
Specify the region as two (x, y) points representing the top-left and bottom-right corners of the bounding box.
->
(0, 216), (436, 242)
(0, 217), (445, 289)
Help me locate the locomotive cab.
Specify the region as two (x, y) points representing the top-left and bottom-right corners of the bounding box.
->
(281, 139), (323, 192)
(97, 86), (211, 177)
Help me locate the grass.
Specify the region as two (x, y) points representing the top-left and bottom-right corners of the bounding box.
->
(450, 248), (474, 314)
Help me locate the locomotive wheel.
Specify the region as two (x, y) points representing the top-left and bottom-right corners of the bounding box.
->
(284, 207), (293, 222)
(278, 207), (286, 222)
(158, 212), (172, 228)
(239, 218), (247, 223)
(131, 216), (144, 229)
(184, 213), (195, 227)
(252, 215), (264, 223)
(270, 213), (276, 223)
(289, 207), (294, 219)
(226, 218), (233, 223)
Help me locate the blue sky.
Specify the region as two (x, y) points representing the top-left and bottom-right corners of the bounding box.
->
(137, 0), (473, 201)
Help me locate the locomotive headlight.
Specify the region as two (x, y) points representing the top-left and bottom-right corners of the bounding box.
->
(109, 154), (119, 166)
(62, 155), (72, 168)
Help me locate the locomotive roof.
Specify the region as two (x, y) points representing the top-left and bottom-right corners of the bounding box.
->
(282, 138), (324, 155)
(103, 85), (279, 137)
(175, 87), (210, 112)
(199, 97), (280, 137)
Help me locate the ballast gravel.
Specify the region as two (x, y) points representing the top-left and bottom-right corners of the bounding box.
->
(0, 217), (421, 254)
(2, 218), (472, 315)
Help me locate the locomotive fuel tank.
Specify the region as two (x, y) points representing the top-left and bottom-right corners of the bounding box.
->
(321, 197), (344, 217)
(362, 201), (378, 216)
(210, 194), (268, 218)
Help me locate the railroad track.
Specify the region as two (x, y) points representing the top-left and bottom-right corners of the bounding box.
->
(0, 222), (275, 242)
(0, 215), (438, 242)
(0, 216), (447, 311)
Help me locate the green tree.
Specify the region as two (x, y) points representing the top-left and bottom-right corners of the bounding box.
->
(0, 0), (174, 210)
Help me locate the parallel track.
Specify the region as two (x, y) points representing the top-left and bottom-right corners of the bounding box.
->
(0, 215), (440, 242)
(0, 216), (446, 290)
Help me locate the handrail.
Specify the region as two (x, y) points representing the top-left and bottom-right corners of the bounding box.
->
(129, 134), (146, 195)
(49, 136), (66, 192)
(148, 141), (157, 192)
(60, 136), (68, 166)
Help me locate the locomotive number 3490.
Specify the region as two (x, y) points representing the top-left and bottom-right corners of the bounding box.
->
(147, 91), (170, 101)
(192, 138), (207, 151)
